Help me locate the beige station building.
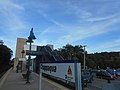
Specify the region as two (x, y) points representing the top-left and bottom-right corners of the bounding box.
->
(14, 37), (54, 72)
(14, 38), (27, 71)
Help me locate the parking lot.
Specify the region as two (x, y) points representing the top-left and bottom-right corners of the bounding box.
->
(87, 76), (120, 90)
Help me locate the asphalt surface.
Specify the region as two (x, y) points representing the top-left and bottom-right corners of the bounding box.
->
(87, 77), (120, 90)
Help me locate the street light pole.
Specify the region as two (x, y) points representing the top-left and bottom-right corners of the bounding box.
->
(26, 28), (36, 83)
(21, 50), (25, 73)
(26, 42), (31, 83)
(83, 45), (87, 71)
(21, 50), (25, 58)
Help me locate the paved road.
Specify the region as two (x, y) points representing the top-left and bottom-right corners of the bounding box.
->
(88, 77), (120, 90)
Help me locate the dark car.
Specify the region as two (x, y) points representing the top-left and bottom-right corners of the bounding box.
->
(116, 69), (120, 76)
(106, 69), (116, 76)
(82, 69), (93, 83)
(96, 70), (116, 80)
(106, 69), (120, 77)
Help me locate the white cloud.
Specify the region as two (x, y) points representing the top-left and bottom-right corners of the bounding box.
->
(38, 11), (65, 28)
(57, 15), (120, 46)
(0, 0), (24, 11)
(87, 14), (116, 22)
(20, 0), (120, 52)
(88, 38), (120, 53)
(57, 0), (93, 20)
(0, 0), (120, 55)
(0, 0), (29, 57)
(0, 0), (27, 32)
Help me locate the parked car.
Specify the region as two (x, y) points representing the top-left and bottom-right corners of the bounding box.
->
(116, 69), (120, 76)
(106, 69), (116, 76)
(82, 69), (93, 83)
(106, 69), (120, 77)
(96, 70), (116, 80)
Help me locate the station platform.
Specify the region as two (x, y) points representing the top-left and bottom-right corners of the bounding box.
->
(0, 68), (70, 90)
(0, 68), (106, 90)
(0, 68), (39, 90)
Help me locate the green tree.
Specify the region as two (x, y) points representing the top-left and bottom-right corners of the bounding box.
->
(57, 44), (84, 65)
(0, 44), (13, 68)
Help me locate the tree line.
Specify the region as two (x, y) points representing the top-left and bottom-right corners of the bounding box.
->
(56, 44), (120, 69)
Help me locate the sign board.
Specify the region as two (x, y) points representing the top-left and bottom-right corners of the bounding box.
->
(19, 58), (26, 61)
(41, 63), (75, 82)
(24, 45), (37, 51)
(39, 60), (82, 90)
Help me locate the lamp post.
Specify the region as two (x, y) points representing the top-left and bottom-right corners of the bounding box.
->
(20, 50), (25, 73)
(21, 50), (25, 58)
(82, 45), (87, 71)
(26, 28), (36, 83)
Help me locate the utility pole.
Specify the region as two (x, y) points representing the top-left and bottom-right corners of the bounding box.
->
(83, 45), (87, 71)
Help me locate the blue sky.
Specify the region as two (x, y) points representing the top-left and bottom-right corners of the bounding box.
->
(0, 0), (120, 56)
